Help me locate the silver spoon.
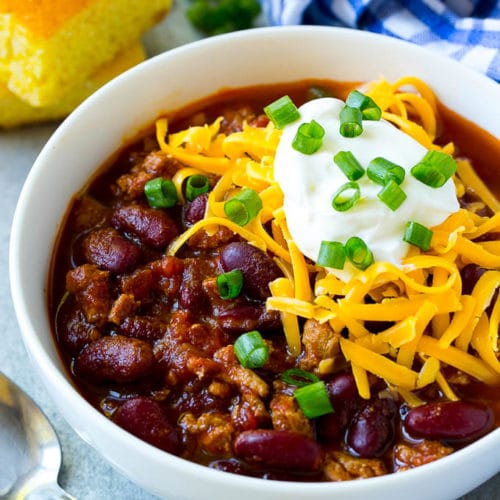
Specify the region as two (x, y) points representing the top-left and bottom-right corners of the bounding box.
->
(0, 371), (75, 500)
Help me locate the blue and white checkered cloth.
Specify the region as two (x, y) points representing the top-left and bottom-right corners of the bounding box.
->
(262, 0), (500, 82)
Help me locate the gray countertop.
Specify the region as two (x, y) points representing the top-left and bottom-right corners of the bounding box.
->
(0, 2), (499, 499)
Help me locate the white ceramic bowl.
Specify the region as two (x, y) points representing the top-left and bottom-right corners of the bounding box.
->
(10, 26), (500, 500)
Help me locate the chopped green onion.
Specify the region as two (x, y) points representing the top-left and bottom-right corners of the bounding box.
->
(306, 86), (333, 101)
(144, 177), (178, 208)
(216, 269), (243, 299)
(185, 174), (210, 202)
(224, 188), (262, 226)
(334, 151), (365, 181)
(404, 221), (433, 251)
(367, 157), (405, 186)
(346, 90), (382, 120)
(331, 181), (361, 212)
(377, 179), (407, 211)
(317, 240), (346, 269)
(292, 120), (325, 155)
(345, 236), (374, 270)
(264, 95), (300, 129)
(411, 151), (457, 188)
(234, 330), (269, 369)
(294, 380), (334, 419)
(339, 105), (363, 137)
(281, 368), (319, 387)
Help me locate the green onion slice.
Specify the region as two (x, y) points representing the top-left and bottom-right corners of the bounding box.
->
(411, 151), (457, 188)
(377, 179), (407, 211)
(346, 90), (382, 120)
(264, 95), (300, 129)
(292, 120), (325, 155)
(345, 236), (374, 270)
(339, 105), (363, 138)
(216, 269), (243, 299)
(317, 240), (346, 269)
(294, 380), (334, 419)
(281, 368), (319, 387)
(331, 181), (361, 212)
(185, 174), (210, 202)
(234, 330), (269, 369)
(144, 177), (178, 208)
(334, 151), (365, 181)
(306, 86), (333, 101)
(367, 157), (405, 186)
(224, 188), (263, 226)
(404, 221), (433, 251)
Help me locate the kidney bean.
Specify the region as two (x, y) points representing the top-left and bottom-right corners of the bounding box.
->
(209, 458), (252, 476)
(57, 303), (102, 354)
(209, 458), (317, 481)
(111, 203), (179, 249)
(220, 242), (282, 300)
(83, 228), (141, 274)
(119, 316), (167, 341)
(74, 335), (155, 384)
(461, 264), (487, 295)
(317, 373), (360, 442)
(234, 429), (323, 471)
(183, 193), (208, 227)
(346, 398), (398, 458)
(404, 401), (494, 444)
(326, 372), (358, 402)
(113, 397), (180, 454)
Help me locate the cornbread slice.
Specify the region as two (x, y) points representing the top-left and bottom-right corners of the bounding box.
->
(0, 43), (145, 128)
(0, 0), (171, 107)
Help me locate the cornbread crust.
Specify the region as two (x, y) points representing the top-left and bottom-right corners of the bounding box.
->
(0, 43), (145, 128)
(0, 0), (171, 106)
(1, 1), (94, 39)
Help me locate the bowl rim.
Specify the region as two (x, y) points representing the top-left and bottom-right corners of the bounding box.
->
(9, 25), (500, 499)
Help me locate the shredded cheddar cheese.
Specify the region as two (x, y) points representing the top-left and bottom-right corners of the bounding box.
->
(158, 77), (500, 403)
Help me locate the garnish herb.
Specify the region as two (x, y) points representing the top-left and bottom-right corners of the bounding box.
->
(317, 241), (346, 269)
(186, 0), (261, 36)
(404, 221), (433, 251)
(334, 151), (365, 181)
(217, 269), (244, 299)
(411, 151), (457, 188)
(377, 179), (407, 211)
(234, 330), (269, 368)
(224, 188), (263, 226)
(144, 177), (178, 208)
(264, 95), (300, 129)
(346, 90), (382, 120)
(339, 105), (363, 137)
(345, 236), (374, 270)
(294, 381), (334, 419)
(292, 120), (325, 155)
(282, 368), (320, 387)
(367, 157), (405, 186)
(331, 181), (361, 212)
(186, 174), (210, 201)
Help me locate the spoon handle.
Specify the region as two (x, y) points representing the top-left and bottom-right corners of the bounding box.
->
(26, 483), (76, 500)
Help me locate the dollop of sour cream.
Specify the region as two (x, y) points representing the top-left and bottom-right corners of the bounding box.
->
(273, 97), (459, 280)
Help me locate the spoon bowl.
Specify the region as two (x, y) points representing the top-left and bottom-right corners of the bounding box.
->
(0, 372), (74, 500)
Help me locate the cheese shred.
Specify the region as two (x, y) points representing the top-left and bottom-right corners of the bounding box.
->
(157, 77), (500, 403)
